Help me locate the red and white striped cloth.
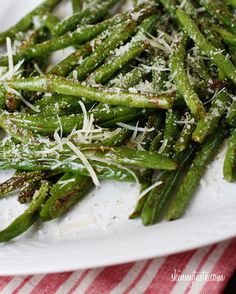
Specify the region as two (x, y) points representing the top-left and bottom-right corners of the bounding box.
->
(0, 238), (235, 294)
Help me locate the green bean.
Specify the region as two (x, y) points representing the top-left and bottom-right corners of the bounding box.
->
(197, 17), (223, 49)
(101, 129), (131, 146)
(0, 181), (49, 242)
(223, 129), (236, 182)
(176, 0), (198, 18)
(224, 0), (236, 8)
(9, 75), (175, 109)
(174, 115), (196, 153)
(4, 28), (49, 112)
(132, 169), (154, 219)
(0, 86), (6, 110)
(90, 15), (157, 84)
(47, 28), (147, 111)
(109, 68), (145, 89)
(72, 0), (83, 13)
(166, 129), (227, 220)
(143, 113), (165, 151)
(141, 146), (196, 225)
(170, 34), (206, 120)
(40, 174), (92, 220)
(143, 173), (178, 225)
(0, 171), (41, 198)
(40, 128), (130, 221)
(40, 115), (156, 222)
(193, 59), (211, 82)
(149, 132), (163, 152)
(31, 94), (93, 116)
(101, 112), (143, 128)
(132, 113), (164, 216)
(0, 18), (124, 66)
(23, 27), (51, 49)
(52, 0), (118, 36)
(152, 53), (169, 92)
(0, 118), (37, 144)
(0, 107), (140, 135)
(228, 46), (236, 66)
(72, 18), (138, 81)
(226, 100), (236, 127)
(196, 19), (226, 85)
(130, 170), (153, 219)
(18, 181), (41, 204)
(137, 111), (187, 222)
(94, 66), (147, 127)
(161, 110), (181, 156)
(49, 47), (91, 76)
(176, 9), (236, 84)
(158, 0), (177, 18)
(0, 154), (138, 183)
(117, 69), (142, 88)
(197, 0), (236, 32)
(129, 195), (148, 219)
(0, 170), (57, 199)
(213, 26), (236, 47)
(193, 89), (231, 143)
(0, 142), (178, 171)
(0, 0), (61, 44)
(37, 70), (146, 118)
(0, 175), (25, 198)
(41, 14), (60, 33)
(128, 112), (172, 220)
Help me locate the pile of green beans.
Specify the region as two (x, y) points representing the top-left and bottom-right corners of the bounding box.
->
(0, 0), (236, 242)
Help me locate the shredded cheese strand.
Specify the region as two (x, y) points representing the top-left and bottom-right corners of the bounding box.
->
(14, 59), (25, 73)
(6, 37), (14, 80)
(33, 63), (44, 75)
(57, 114), (63, 139)
(58, 178), (76, 188)
(117, 122), (155, 132)
(158, 139), (168, 154)
(79, 101), (88, 132)
(139, 181), (163, 198)
(179, 0), (187, 9)
(130, 121), (139, 142)
(66, 141), (100, 187)
(92, 157), (140, 185)
(4, 84), (40, 113)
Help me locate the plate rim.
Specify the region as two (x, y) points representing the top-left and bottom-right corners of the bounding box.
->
(0, 205), (235, 275)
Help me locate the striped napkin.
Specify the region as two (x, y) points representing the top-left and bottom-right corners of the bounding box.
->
(0, 238), (235, 294)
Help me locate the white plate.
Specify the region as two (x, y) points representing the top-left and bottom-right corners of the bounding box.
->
(0, 0), (236, 276)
